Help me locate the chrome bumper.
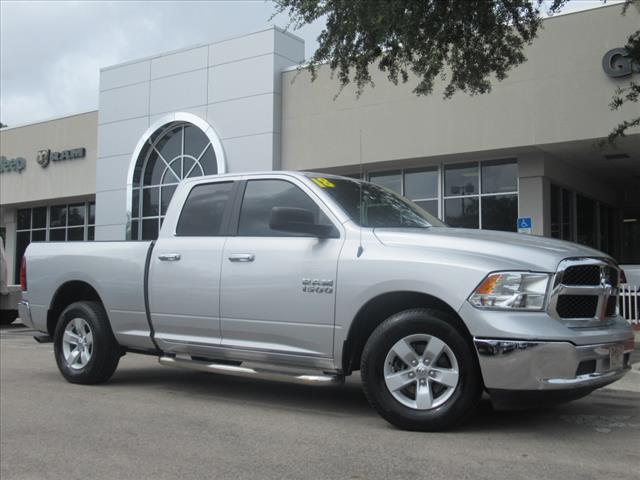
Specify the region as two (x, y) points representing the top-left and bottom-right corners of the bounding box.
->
(17, 300), (34, 329)
(474, 338), (634, 391)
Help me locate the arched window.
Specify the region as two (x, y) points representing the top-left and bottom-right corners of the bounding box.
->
(127, 114), (226, 240)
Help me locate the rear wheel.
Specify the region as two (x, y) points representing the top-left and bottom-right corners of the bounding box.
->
(54, 301), (121, 384)
(361, 308), (481, 431)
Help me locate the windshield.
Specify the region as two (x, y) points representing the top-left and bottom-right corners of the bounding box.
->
(305, 175), (446, 228)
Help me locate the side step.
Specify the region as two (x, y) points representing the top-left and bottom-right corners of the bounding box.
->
(158, 356), (344, 386)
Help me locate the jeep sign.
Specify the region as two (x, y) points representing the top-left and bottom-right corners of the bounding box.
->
(0, 156), (26, 174)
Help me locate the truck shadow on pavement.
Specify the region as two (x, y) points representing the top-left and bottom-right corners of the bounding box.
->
(102, 365), (640, 432)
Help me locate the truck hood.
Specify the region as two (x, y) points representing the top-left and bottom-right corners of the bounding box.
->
(373, 227), (609, 272)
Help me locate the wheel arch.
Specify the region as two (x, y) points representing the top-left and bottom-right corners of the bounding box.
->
(47, 281), (104, 336)
(342, 291), (473, 374)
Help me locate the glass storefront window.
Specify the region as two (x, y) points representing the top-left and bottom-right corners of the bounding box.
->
(17, 209), (30, 230)
(414, 200), (438, 217)
(576, 194), (597, 248)
(368, 159), (517, 230)
(14, 201), (96, 283)
(68, 203), (85, 226)
(49, 205), (67, 228)
(444, 197), (479, 228)
(369, 171), (402, 195)
(562, 189), (574, 241)
(32, 207), (47, 229)
(481, 195), (518, 232)
(444, 163), (478, 197)
(550, 183), (618, 257)
(404, 169), (438, 200)
(481, 160), (518, 194)
(550, 185), (561, 239)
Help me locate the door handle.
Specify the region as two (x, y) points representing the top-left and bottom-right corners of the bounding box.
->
(228, 253), (255, 262)
(158, 253), (181, 261)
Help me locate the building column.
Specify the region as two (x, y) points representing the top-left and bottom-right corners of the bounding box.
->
(1, 208), (17, 284)
(517, 153), (548, 237)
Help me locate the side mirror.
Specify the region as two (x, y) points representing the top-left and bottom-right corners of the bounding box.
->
(269, 207), (337, 238)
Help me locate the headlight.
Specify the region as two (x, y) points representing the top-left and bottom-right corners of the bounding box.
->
(468, 272), (550, 310)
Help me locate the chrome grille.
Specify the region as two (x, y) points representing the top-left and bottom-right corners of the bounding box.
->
(561, 265), (600, 286)
(556, 295), (598, 318)
(548, 258), (620, 327)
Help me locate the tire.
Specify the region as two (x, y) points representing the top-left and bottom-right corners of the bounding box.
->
(361, 308), (481, 431)
(53, 301), (121, 384)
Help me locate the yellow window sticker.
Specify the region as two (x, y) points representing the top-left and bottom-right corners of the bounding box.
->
(311, 177), (336, 188)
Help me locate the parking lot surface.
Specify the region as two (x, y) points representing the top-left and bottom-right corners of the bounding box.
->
(2, 323), (639, 480)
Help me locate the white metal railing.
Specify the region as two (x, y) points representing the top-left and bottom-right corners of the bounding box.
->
(619, 284), (639, 325)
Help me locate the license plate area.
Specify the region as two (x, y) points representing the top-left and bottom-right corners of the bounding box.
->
(609, 344), (624, 371)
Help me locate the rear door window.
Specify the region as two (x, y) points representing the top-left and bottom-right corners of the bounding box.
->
(176, 182), (234, 236)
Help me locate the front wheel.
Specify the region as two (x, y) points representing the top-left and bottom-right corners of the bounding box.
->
(360, 308), (482, 431)
(53, 301), (121, 384)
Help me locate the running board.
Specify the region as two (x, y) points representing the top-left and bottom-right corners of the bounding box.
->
(158, 356), (344, 386)
(33, 334), (53, 343)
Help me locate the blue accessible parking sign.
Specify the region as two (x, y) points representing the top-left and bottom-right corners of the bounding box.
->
(517, 217), (532, 234)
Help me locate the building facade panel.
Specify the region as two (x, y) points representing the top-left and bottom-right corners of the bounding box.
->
(149, 69), (209, 116)
(221, 132), (278, 173)
(100, 60), (150, 91)
(150, 45), (209, 79)
(208, 54), (277, 103)
(97, 116), (150, 159)
(208, 29), (275, 65)
(206, 93), (279, 139)
(94, 188), (127, 227)
(95, 153), (134, 193)
(0, 111), (97, 206)
(98, 82), (150, 125)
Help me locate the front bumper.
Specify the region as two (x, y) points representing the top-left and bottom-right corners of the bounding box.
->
(474, 338), (634, 391)
(17, 300), (34, 329)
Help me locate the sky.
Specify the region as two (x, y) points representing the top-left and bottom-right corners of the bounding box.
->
(0, 0), (622, 127)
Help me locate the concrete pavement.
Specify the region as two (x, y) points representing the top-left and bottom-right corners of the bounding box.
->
(1, 323), (639, 480)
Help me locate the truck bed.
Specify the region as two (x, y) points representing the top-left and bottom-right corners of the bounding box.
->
(24, 241), (155, 350)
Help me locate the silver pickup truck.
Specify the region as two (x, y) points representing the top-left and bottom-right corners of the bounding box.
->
(19, 172), (634, 431)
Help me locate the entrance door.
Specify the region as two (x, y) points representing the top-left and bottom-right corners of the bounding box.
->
(220, 178), (344, 358)
(148, 180), (235, 349)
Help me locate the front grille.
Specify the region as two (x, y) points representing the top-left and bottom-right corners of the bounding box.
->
(562, 265), (600, 286)
(549, 259), (621, 325)
(556, 295), (598, 319)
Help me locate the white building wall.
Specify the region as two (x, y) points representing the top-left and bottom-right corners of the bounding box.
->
(95, 27), (304, 240)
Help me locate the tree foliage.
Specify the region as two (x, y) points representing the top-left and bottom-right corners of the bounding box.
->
(274, 0), (566, 98)
(274, 0), (639, 143)
(607, 0), (639, 143)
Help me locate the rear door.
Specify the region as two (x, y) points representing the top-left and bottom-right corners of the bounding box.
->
(220, 176), (344, 358)
(148, 180), (237, 350)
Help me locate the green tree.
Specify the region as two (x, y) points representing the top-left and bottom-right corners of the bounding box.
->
(274, 0), (638, 142)
(607, 0), (639, 143)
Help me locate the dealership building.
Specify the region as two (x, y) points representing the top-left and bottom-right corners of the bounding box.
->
(1, 4), (639, 287)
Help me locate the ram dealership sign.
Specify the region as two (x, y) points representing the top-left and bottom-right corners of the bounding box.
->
(602, 48), (640, 77)
(36, 147), (86, 168)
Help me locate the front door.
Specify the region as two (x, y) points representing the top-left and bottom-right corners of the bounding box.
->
(149, 180), (235, 350)
(220, 178), (344, 358)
